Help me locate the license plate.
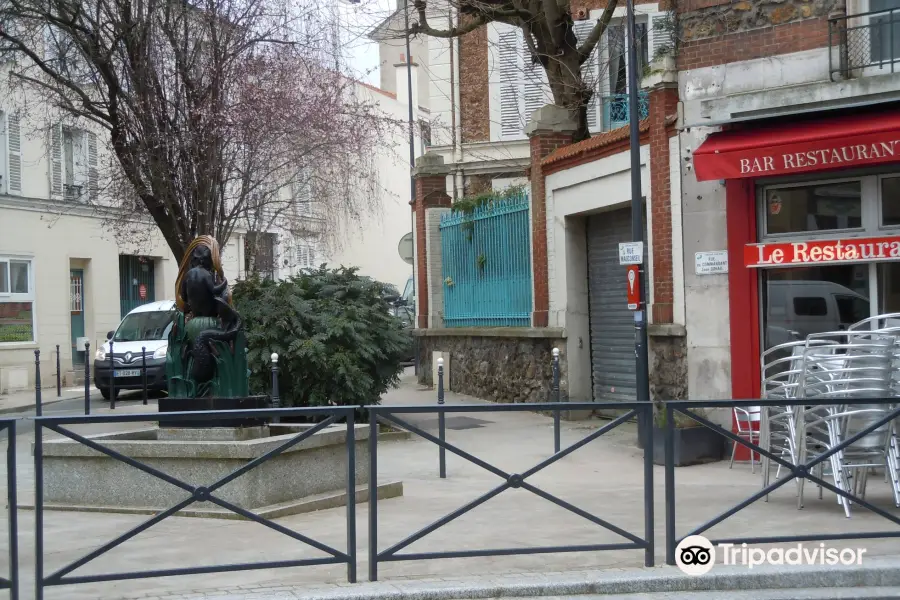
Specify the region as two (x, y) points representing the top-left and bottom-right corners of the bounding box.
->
(113, 369), (141, 378)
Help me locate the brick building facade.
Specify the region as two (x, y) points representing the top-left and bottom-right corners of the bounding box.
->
(389, 0), (900, 415)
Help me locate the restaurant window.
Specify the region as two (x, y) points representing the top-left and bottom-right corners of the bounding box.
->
(0, 257), (35, 343)
(881, 176), (900, 226)
(764, 181), (862, 236)
(761, 265), (871, 352)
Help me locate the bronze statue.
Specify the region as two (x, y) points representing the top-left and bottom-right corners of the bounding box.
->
(167, 236), (248, 398)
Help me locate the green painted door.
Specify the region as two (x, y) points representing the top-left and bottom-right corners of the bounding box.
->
(70, 269), (86, 366)
(119, 256), (155, 318)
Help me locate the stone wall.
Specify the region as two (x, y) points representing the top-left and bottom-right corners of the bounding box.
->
(649, 328), (688, 401)
(415, 330), (567, 405)
(677, 0), (841, 70)
(679, 0), (841, 38)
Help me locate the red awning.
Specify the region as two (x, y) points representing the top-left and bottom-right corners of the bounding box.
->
(693, 110), (900, 181)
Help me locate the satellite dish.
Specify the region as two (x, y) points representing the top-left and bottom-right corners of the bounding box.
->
(398, 232), (414, 265)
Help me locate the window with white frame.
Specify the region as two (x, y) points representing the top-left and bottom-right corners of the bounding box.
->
(295, 243), (318, 270)
(49, 124), (98, 202)
(491, 10), (672, 141)
(3, 111), (23, 196)
(0, 257), (35, 343)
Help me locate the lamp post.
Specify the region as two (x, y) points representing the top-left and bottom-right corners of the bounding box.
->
(403, 0), (418, 373)
(625, 0), (651, 407)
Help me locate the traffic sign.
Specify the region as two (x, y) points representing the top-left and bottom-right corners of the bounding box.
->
(619, 241), (643, 265)
(398, 232), (414, 265)
(626, 265), (641, 310)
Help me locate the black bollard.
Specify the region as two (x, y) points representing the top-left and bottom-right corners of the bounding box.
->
(552, 347), (561, 454)
(109, 339), (116, 410)
(437, 357), (446, 478)
(34, 349), (42, 417)
(55, 344), (61, 397)
(271, 353), (280, 423)
(84, 341), (91, 415)
(141, 346), (148, 405)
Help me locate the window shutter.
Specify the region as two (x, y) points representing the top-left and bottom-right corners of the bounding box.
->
(49, 123), (63, 197)
(6, 112), (22, 195)
(87, 131), (98, 202)
(521, 31), (547, 126)
(498, 27), (522, 139)
(647, 12), (675, 63)
(574, 21), (601, 132)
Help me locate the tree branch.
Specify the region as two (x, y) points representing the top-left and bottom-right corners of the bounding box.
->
(577, 0), (618, 64)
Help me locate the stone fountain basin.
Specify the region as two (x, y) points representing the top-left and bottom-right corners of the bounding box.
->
(33, 424), (402, 519)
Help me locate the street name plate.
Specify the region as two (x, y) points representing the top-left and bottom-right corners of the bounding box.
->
(695, 250), (728, 275)
(618, 242), (643, 265)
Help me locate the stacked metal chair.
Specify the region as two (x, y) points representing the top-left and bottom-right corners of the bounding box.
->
(759, 320), (900, 516)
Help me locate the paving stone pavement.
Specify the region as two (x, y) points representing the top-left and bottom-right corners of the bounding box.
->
(109, 555), (900, 600)
(0, 371), (897, 599)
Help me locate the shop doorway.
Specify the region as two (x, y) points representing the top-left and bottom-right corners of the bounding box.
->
(585, 207), (647, 403)
(70, 269), (86, 366)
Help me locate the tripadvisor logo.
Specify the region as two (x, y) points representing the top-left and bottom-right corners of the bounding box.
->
(675, 535), (867, 575)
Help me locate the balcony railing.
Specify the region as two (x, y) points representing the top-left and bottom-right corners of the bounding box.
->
(601, 92), (649, 132)
(829, 7), (900, 81)
(63, 184), (83, 200)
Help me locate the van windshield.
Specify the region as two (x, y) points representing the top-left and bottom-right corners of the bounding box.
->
(114, 310), (175, 342)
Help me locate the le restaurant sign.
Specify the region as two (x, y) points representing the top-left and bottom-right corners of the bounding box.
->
(745, 236), (900, 268)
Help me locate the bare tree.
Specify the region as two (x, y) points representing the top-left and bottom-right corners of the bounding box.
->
(405, 0), (621, 141)
(0, 0), (390, 263)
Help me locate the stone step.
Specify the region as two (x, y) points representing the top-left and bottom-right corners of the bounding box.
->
(499, 588), (900, 600)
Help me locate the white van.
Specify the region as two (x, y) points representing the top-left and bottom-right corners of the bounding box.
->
(93, 300), (176, 399)
(765, 280), (869, 347)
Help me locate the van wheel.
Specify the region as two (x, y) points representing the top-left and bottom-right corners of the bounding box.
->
(100, 388), (117, 401)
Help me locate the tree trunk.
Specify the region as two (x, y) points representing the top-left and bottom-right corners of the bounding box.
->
(544, 50), (592, 142)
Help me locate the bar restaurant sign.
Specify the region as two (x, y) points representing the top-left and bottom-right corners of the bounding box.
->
(745, 236), (900, 268)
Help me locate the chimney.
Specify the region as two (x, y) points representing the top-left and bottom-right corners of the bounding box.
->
(395, 55), (419, 119)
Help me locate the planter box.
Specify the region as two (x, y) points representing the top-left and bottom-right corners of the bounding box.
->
(651, 424), (725, 467)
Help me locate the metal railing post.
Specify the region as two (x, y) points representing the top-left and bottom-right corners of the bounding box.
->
(437, 357), (446, 479)
(6, 422), (18, 600)
(141, 346), (148, 405)
(84, 341), (91, 415)
(368, 410), (378, 582)
(55, 344), (61, 398)
(34, 349), (42, 417)
(552, 347), (561, 454)
(345, 410), (357, 583)
(109, 339), (116, 410)
(270, 353), (280, 423)
(643, 402), (654, 567)
(34, 421), (43, 600)
(664, 403), (676, 565)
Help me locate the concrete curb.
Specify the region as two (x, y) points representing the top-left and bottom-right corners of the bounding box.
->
(138, 557), (900, 600)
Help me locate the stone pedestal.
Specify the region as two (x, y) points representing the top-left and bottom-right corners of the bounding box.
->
(36, 424), (403, 519)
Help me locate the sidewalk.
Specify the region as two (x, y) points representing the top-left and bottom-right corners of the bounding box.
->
(110, 555), (900, 600)
(0, 385), (90, 414)
(0, 371), (897, 600)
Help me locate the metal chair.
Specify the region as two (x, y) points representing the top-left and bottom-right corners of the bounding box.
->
(730, 406), (761, 472)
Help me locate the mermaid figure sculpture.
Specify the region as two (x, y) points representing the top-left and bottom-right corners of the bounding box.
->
(166, 236), (249, 398)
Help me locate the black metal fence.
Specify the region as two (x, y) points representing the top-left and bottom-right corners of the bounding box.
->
(829, 7), (900, 81)
(5, 350), (900, 597)
(366, 401), (655, 581)
(663, 398), (900, 565)
(32, 406), (357, 600)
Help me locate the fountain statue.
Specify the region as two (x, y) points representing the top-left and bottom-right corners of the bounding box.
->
(166, 235), (249, 399)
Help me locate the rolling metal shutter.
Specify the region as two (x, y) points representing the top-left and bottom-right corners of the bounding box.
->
(587, 208), (647, 403)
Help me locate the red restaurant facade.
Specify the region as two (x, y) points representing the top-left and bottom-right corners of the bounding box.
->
(693, 108), (900, 401)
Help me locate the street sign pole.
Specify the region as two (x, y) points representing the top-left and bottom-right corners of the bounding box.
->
(625, 0), (651, 410)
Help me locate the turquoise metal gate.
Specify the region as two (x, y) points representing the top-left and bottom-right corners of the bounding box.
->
(439, 191), (532, 327)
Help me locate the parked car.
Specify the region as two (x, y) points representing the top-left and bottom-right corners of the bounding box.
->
(384, 276), (415, 363)
(94, 300), (176, 400)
